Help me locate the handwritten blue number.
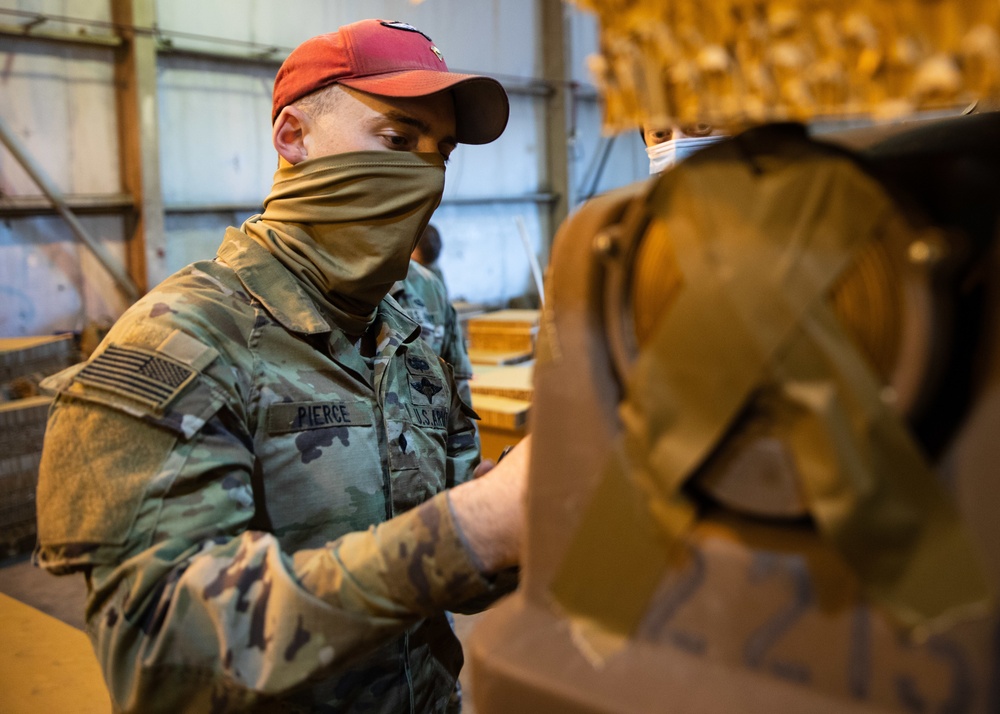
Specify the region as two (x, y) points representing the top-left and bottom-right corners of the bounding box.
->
(743, 553), (813, 684)
(895, 634), (973, 713)
(642, 545), (707, 655)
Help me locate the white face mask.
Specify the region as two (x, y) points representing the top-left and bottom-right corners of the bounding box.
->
(646, 135), (727, 174)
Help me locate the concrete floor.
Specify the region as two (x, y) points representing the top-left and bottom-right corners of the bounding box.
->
(0, 553), (87, 630)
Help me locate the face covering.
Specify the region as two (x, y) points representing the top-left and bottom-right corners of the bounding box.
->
(242, 150), (445, 334)
(647, 135), (727, 174)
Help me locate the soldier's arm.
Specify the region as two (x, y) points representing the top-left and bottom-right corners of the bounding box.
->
(36, 395), (516, 712)
(448, 434), (529, 572)
(443, 365), (527, 610)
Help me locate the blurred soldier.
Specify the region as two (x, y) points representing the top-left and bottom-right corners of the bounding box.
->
(412, 222), (447, 286)
(34, 18), (527, 713)
(642, 122), (726, 174)
(392, 258), (474, 408)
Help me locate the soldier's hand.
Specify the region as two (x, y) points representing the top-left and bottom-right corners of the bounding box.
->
(473, 459), (496, 478)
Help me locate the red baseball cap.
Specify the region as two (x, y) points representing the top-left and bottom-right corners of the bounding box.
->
(271, 19), (509, 145)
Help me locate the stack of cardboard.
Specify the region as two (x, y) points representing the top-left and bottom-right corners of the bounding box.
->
(0, 334), (76, 556)
(469, 363), (534, 431)
(466, 309), (539, 366)
(0, 335), (75, 400)
(465, 310), (539, 446)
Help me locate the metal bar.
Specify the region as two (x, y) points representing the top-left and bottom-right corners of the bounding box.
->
(0, 193), (135, 217)
(540, 0), (571, 264)
(577, 134), (618, 203)
(113, 0), (163, 294)
(156, 45), (553, 98)
(0, 8), (559, 97)
(163, 203), (262, 215)
(572, 85), (600, 102)
(160, 193), (559, 215)
(440, 193), (560, 206)
(154, 44), (285, 69)
(0, 192), (560, 220)
(0, 22), (122, 49)
(0, 114), (140, 301)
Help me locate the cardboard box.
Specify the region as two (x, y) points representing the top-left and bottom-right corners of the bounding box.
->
(467, 309), (540, 354)
(469, 363), (534, 402)
(467, 347), (535, 367)
(469, 393), (530, 430)
(0, 335), (75, 400)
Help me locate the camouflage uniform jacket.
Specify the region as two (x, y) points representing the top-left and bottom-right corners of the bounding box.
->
(34, 227), (507, 713)
(391, 261), (474, 409)
(423, 261), (446, 291)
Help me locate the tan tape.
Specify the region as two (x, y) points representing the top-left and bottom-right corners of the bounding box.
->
(549, 447), (679, 635)
(780, 301), (992, 636)
(550, 139), (991, 641)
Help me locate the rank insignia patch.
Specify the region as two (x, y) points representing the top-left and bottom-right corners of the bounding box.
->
(407, 356), (431, 372)
(77, 344), (196, 409)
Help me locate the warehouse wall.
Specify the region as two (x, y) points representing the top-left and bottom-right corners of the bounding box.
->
(0, 0), (649, 338)
(0, 3), (127, 337)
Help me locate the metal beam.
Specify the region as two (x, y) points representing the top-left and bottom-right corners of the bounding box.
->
(112, 0), (163, 294)
(0, 22), (122, 48)
(161, 193), (560, 215)
(0, 192), (560, 219)
(0, 114), (140, 301)
(156, 44), (554, 98)
(0, 193), (135, 217)
(539, 0), (571, 265)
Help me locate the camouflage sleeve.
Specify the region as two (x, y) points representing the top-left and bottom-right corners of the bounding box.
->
(36, 397), (500, 712)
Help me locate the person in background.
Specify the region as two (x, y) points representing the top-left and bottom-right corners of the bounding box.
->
(642, 122), (726, 174)
(392, 258), (475, 409)
(34, 18), (527, 713)
(394, 228), (480, 712)
(412, 222), (447, 286)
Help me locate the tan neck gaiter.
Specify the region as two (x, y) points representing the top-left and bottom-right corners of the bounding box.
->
(242, 150), (445, 334)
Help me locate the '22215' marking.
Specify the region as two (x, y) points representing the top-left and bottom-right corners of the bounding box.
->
(642, 547), (974, 712)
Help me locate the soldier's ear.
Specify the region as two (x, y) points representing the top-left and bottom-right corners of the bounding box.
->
(273, 105), (309, 165)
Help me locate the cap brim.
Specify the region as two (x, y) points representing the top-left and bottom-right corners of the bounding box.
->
(338, 71), (509, 145)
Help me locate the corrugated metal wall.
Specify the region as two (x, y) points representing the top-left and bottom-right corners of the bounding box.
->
(0, 0), (648, 338)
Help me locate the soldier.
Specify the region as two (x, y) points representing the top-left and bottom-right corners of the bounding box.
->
(34, 18), (527, 713)
(412, 223), (447, 286)
(641, 122), (725, 174)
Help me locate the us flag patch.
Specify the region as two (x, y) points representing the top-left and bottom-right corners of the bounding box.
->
(77, 344), (196, 409)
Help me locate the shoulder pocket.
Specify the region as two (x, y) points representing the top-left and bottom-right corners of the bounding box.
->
(36, 332), (226, 562)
